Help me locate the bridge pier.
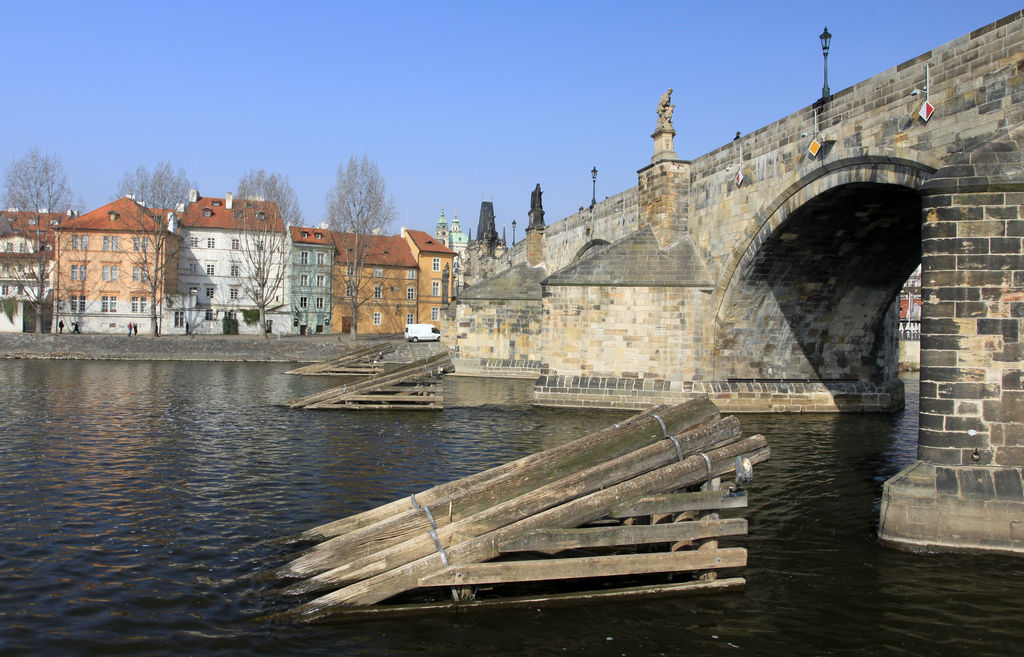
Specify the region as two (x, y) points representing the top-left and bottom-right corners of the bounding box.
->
(879, 128), (1024, 554)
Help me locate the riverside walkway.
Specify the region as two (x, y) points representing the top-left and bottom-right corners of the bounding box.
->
(0, 333), (447, 364)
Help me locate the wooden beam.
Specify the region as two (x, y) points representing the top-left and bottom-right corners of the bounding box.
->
(416, 547), (747, 587)
(609, 490), (748, 517)
(290, 436), (767, 611)
(280, 416), (742, 586)
(281, 577), (746, 623)
(497, 518), (747, 553)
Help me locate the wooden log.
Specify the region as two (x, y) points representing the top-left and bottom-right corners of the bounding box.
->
(608, 490), (747, 517)
(289, 435), (768, 615)
(417, 547), (747, 587)
(286, 343), (395, 375)
(283, 398), (718, 547)
(280, 413), (739, 583)
(290, 578), (746, 622)
(497, 517), (748, 553)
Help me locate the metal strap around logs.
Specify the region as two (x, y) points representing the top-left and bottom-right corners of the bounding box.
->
(654, 414), (685, 463)
(410, 494), (461, 602)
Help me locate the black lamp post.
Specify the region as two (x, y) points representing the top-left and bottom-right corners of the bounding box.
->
(590, 166), (598, 208)
(820, 27), (832, 101)
(511, 219), (517, 245)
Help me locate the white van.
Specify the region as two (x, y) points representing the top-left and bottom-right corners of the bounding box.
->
(404, 323), (441, 342)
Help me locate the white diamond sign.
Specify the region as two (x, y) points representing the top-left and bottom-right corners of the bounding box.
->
(919, 100), (935, 122)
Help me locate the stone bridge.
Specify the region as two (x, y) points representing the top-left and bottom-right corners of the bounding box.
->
(447, 13), (1024, 553)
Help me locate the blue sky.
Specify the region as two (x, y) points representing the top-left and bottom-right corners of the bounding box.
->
(3, 1), (1019, 238)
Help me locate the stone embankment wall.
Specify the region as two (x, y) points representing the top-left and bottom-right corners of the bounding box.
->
(0, 333), (445, 364)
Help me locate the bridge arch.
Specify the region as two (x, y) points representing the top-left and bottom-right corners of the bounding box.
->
(571, 239), (611, 263)
(711, 159), (936, 388)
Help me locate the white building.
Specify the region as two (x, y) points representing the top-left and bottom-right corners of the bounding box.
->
(175, 191), (291, 335)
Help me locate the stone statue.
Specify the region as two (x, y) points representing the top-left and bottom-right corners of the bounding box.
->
(656, 88), (674, 131)
(441, 264), (450, 304)
(528, 183), (545, 231)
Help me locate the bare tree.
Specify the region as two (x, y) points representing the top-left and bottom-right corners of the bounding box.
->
(1, 148), (74, 332)
(324, 155), (396, 335)
(117, 162), (193, 335)
(235, 169), (301, 338)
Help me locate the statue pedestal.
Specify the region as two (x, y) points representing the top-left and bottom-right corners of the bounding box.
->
(651, 127), (678, 163)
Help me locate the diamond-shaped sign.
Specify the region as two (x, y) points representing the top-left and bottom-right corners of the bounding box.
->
(735, 170), (744, 187)
(919, 100), (935, 122)
(807, 139), (822, 158)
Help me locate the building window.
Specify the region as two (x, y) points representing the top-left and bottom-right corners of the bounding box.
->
(432, 257), (440, 272)
(230, 264), (239, 277)
(101, 295), (117, 312)
(133, 237), (149, 251)
(300, 251), (309, 264)
(230, 287), (239, 300)
(226, 310), (236, 320)
(373, 312), (382, 326)
(373, 285), (382, 299)
(374, 267), (382, 278)
(71, 264), (79, 280)
(345, 284), (353, 297)
(131, 297), (140, 312)
(316, 275), (324, 287)
(102, 265), (118, 281)
(205, 286), (214, 299)
(205, 308), (215, 320)
(407, 286), (415, 300)
(407, 269), (416, 279)
(102, 235), (119, 251)
(299, 296), (308, 308)
(347, 264), (354, 275)
(316, 252), (325, 265)
(174, 311), (184, 327)
(431, 280), (440, 296)
(206, 264), (215, 275)
(315, 297), (324, 309)
(300, 274), (309, 287)
(207, 238), (215, 249)
(231, 238), (240, 250)
(431, 307), (440, 321)
(0, 284), (8, 296)
(190, 236), (199, 247)
(406, 313), (414, 326)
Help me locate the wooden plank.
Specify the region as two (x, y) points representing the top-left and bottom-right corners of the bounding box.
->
(286, 343), (395, 375)
(609, 490), (748, 517)
(282, 577), (746, 623)
(280, 415), (742, 585)
(497, 517), (747, 553)
(289, 436), (768, 612)
(417, 547), (747, 587)
(282, 399), (719, 549)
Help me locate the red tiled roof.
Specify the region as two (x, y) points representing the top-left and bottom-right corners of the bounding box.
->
(57, 197), (169, 232)
(329, 231), (417, 268)
(405, 228), (456, 255)
(182, 196), (286, 232)
(289, 225), (332, 246)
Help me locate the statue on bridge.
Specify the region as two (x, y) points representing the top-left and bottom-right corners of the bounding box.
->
(656, 88), (674, 131)
(528, 183), (545, 230)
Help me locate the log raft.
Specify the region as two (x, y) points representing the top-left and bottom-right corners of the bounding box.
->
(274, 397), (769, 621)
(285, 351), (452, 410)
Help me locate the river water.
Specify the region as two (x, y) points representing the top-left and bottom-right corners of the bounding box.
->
(1, 360), (1022, 656)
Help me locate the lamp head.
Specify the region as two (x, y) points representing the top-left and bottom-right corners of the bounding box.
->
(820, 27), (831, 55)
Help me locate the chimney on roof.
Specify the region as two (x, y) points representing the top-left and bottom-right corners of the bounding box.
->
(188, 189), (199, 203)
(225, 192), (233, 210)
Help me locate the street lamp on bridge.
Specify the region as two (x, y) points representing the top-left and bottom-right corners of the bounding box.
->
(591, 166), (598, 209)
(820, 26), (832, 101)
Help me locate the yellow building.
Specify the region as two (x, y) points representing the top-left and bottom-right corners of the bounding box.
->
(54, 197), (180, 334)
(402, 228), (456, 325)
